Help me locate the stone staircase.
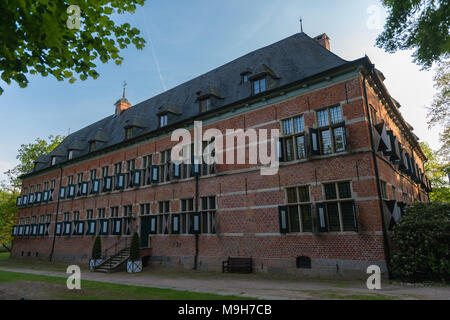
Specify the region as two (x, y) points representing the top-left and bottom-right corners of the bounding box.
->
(94, 247), (130, 273)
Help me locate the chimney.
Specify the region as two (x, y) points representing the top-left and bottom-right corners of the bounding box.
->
(114, 84), (131, 115)
(314, 33), (331, 51)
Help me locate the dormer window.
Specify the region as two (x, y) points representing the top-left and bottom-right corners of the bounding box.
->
(160, 114), (168, 128)
(51, 157), (56, 166)
(252, 77), (266, 95)
(89, 141), (96, 152)
(125, 127), (133, 140)
(199, 98), (212, 113)
(242, 74), (249, 83)
(68, 150), (73, 160)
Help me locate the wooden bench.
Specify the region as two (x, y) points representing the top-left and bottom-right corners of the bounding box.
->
(222, 257), (253, 274)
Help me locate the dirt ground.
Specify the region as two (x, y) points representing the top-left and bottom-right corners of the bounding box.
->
(0, 265), (449, 300)
(0, 280), (67, 300)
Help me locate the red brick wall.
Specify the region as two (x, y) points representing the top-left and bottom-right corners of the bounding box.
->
(11, 74), (426, 277)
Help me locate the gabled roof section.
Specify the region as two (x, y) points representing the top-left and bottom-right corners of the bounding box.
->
(25, 32), (353, 175)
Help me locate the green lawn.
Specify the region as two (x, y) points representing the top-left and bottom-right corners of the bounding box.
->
(0, 252), (10, 260)
(0, 270), (250, 300)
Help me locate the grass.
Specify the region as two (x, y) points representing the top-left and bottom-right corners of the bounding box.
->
(0, 252), (10, 260)
(294, 289), (399, 300)
(0, 270), (250, 300)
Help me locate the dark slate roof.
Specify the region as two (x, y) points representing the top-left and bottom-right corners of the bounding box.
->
(34, 32), (354, 173)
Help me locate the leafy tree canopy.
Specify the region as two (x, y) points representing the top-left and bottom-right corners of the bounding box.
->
(376, 0), (450, 69)
(4, 135), (65, 189)
(427, 60), (450, 160)
(0, 0), (146, 95)
(0, 188), (19, 251)
(420, 142), (450, 202)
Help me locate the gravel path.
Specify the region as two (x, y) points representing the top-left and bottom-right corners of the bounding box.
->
(0, 266), (448, 300)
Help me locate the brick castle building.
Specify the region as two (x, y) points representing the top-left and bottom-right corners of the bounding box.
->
(11, 32), (431, 277)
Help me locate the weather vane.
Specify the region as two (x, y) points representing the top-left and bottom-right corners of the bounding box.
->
(300, 17), (303, 33)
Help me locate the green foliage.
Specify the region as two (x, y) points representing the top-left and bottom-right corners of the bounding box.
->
(0, 0), (146, 95)
(376, 0), (450, 69)
(420, 142), (450, 202)
(91, 236), (102, 260)
(129, 232), (140, 261)
(0, 188), (19, 250)
(4, 135), (65, 189)
(390, 202), (450, 282)
(427, 61), (450, 160)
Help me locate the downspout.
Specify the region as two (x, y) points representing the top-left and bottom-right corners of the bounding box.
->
(49, 166), (63, 262)
(193, 174), (199, 270)
(362, 66), (392, 279)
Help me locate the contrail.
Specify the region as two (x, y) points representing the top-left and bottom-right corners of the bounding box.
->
(139, 7), (167, 92)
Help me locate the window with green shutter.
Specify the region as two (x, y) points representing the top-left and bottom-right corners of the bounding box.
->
(318, 181), (358, 233)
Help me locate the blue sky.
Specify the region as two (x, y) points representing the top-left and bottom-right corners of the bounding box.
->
(0, 0), (441, 182)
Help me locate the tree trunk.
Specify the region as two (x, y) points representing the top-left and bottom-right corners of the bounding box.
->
(2, 244), (11, 252)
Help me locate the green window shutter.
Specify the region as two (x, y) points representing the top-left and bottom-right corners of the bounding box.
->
(172, 214), (180, 234)
(59, 187), (66, 199)
(316, 203), (328, 233)
(309, 128), (320, 155)
(150, 216), (157, 234)
(173, 163), (181, 179)
(116, 174), (125, 190)
(278, 206), (289, 234)
(81, 182), (89, 195)
(190, 212), (201, 234)
(278, 139), (285, 162)
(133, 170), (141, 186)
(341, 201), (358, 232)
(374, 122), (389, 152)
(151, 166), (159, 183)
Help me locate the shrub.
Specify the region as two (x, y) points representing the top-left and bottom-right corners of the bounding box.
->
(91, 236), (102, 260)
(129, 232), (140, 261)
(390, 202), (450, 282)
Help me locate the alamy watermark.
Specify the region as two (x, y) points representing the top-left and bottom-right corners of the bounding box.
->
(171, 121), (280, 176)
(66, 265), (81, 290)
(366, 265), (382, 290)
(67, 5), (81, 30)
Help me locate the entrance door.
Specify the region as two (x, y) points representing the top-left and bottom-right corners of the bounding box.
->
(140, 216), (151, 248)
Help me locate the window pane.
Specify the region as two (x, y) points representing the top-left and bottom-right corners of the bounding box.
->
(201, 197), (208, 210)
(282, 119), (293, 135)
(341, 202), (357, 231)
(287, 188), (298, 203)
(338, 182), (351, 199)
(327, 203), (340, 232)
(260, 78), (266, 92)
(317, 110), (329, 127)
(298, 186), (310, 202)
(330, 106), (343, 124)
(253, 81), (260, 94)
(293, 116), (304, 133)
(209, 197), (216, 209)
(288, 206), (300, 233)
(334, 127), (346, 152)
(300, 205), (313, 232)
(285, 138), (294, 161)
(296, 136), (306, 159)
(202, 212), (208, 233)
(324, 184), (337, 200)
(321, 130), (333, 154)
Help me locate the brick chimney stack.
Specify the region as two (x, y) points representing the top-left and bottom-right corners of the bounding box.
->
(314, 33), (331, 51)
(114, 82), (131, 115)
